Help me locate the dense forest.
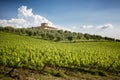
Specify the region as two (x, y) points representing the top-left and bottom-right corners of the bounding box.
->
(0, 26), (120, 42)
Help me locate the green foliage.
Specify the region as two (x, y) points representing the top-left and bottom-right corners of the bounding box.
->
(0, 31), (120, 74)
(67, 36), (73, 41)
(51, 70), (67, 78)
(0, 26), (118, 41)
(55, 36), (62, 41)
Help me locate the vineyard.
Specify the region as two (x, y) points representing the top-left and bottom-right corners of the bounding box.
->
(0, 31), (120, 79)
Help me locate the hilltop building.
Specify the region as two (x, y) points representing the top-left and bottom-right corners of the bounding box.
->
(32, 23), (57, 30)
(41, 23), (57, 30)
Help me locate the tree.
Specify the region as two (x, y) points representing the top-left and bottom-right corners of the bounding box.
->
(68, 36), (73, 42)
(47, 33), (55, 40)
(28, 30), (33, 36)
(55, 36), (62, 41)
(0, 26), (3, 31)
(4, 26), (14, 32)
(77, 33), (83, 39)
(104, 37), (115, 41)
(57, 30), (64, 34)
(41, 33), (46, 39)
(116, 39), (120, 42)
(84, 33), (91, 40)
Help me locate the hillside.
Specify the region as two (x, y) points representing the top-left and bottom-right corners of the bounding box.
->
(1, 26), (120, 42)
(0, 31), (120, 80)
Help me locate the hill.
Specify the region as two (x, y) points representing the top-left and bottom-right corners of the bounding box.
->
(1, 26), (120, 42)
(0, 31), (120, 80)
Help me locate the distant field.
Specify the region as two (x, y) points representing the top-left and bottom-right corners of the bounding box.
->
(0, 31), (120, 79)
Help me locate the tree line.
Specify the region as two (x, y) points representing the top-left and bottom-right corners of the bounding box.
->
(0, 26), (120, 42)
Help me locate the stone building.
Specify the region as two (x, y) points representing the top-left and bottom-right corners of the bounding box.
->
(41, 23), (57, 30)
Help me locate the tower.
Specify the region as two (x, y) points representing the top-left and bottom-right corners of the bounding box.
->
(41, 23), (48, 26)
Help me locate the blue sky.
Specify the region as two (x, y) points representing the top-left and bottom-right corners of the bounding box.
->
(0, 0), (120, 39)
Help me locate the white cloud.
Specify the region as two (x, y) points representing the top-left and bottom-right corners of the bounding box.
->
(0, 5), (54, 28)
(80, 25), (94, 29)
(78, 24), (113, 30)
(69, 24), (113, 32)
(97, 27), (120, 39)
(97, 24), (113, 29)
(55, 25), (72, 31)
